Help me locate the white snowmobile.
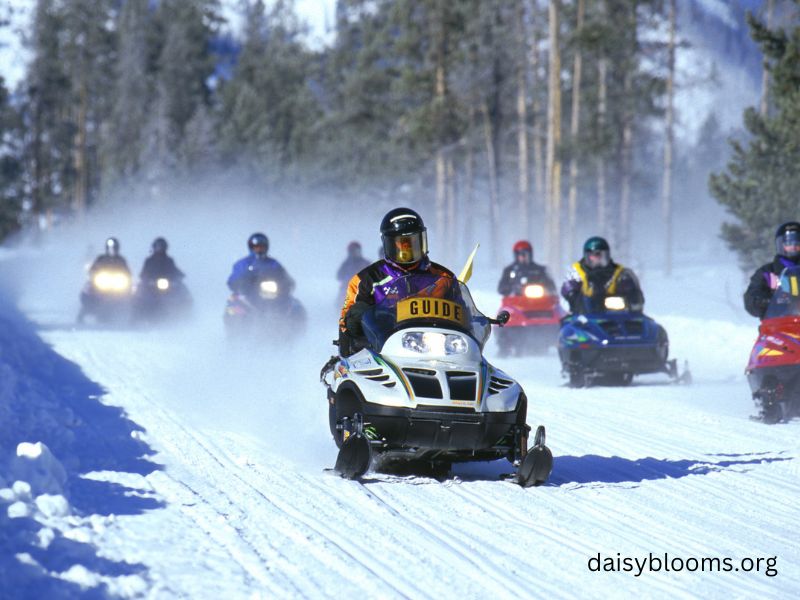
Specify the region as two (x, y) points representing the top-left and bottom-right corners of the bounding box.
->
(321, 272), (553, 486)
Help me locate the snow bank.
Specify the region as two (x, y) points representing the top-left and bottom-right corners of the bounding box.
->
(0, 289), (157, 598)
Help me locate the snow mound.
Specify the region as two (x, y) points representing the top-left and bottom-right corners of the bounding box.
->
(0, 290), (158, 597)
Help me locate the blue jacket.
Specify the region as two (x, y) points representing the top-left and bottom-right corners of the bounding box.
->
(227, 253), (295, 295)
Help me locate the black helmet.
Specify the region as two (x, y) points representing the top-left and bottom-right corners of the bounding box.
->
(105, 237), (120, 257)
(775, 222), (800, 259)
(583, 236), (610, 269)
(248, 232), (269, 257)
(152, 237), (168, 254)
(380, 207), (428, 265)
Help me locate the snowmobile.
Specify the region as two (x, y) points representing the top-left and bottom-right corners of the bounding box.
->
(77, 266), (133, 325)
(558, 295), (690, 387)
(131, 275), (192, 325)
(746, 266), (800, 423)
(320, 272), (553, 486)
(496, 279), (564, 356)
(224, 276), (306, 339)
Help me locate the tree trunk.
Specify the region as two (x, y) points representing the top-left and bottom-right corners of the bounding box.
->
(618, 2), (637, 262)
(760, 0), (774, 117)
(529, 2), (545, 212)
(464, 109), (475, 260)
(545, 0), (562, 275)
(32, 87), (43, 229)
(567, 0), (584, 260)
(597, 57), (607, 236)
(73, 79), (89, 216)
(482, 101), (500, 260)
(446, 156), (457, 260)
(516, 0), (530, 239)
(661, 0), (676, 275)
(433, 2), (447, 251)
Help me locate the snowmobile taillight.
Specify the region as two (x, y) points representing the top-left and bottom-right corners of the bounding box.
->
(157, 278), (170, 291)
(524, 284), (545, 299)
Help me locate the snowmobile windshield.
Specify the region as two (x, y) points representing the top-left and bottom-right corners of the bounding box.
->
(765, 267), (800, 319)
(361, 274), (491, 351)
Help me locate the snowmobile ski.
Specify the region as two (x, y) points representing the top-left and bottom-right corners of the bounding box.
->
(334, 414), (372, 479)
(517, 425), (553, 487)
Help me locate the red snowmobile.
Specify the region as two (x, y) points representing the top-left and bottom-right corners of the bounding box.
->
(497, 279), (565, 356)
(746, 266), (800, 423)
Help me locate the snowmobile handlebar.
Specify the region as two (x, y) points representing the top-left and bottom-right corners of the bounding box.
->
(488, 311), (510, 327)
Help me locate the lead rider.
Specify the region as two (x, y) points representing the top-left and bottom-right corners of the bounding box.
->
(338, 208), (455, 356)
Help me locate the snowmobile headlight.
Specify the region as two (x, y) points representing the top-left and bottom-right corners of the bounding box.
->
(604, 296), (626, 311)
(402, 332), (468, 355)
(402, 332), (429, 353)
(93, 270), (131, 293)
(156, 278), (170, 291)
(444, 334), (469, 354)
(524, 284), (545, 299)
(259, 280), (279, 299)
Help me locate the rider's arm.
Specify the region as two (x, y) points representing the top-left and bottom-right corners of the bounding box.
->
(338, 273), (374, 356)
(168, 257), (184, 279)
(497, 266), (513, 296)
(744, 265), (774, 318)
(619, 270), (644, 312)
(339, 273), (367, 334)
(561, 269), (581, 306)
(227, 257), (250, 293)
(282, 266), (296, 294)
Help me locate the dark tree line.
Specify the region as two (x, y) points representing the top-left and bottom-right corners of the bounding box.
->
(0, 0), (752, 273)
(711, 0), (800, 270)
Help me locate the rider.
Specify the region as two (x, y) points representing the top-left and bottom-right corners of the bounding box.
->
(227, 232), (295, 297)
(744, 221), (800, 319)
(87, 237), (130, 276)
(339, 207), (455, 356)
(140, 237), (184, 283)
(78, 237), (132, 323)
(336, 241), (370, 297)
(561, 236), (644, 314)
(497, 240), (556, 296)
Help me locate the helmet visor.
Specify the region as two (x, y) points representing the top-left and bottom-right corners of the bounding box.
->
(251, 243), (268, 257)
(515, 249), (532, 264)
(585, 249), (609, 268)
(778, 230), (800, 258)
(384, 232), (427, 265)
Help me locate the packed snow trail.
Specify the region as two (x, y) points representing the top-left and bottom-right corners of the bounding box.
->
(3, 231), (799, 598)
(11, 289), (796, 598)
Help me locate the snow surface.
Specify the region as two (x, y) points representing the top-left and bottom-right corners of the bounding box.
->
(1, 215), (799, 598)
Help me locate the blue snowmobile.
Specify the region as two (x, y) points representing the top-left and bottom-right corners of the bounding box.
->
(558, 295), (690, 387)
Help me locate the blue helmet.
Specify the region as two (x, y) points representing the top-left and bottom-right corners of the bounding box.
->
(248, 233), (269, 258)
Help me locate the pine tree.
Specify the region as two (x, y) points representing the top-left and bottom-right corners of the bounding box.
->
(60, 0), (117, 213)
(150, 0), (220, 171)
(105, 0), (156, 183)
(710, 4), (800, 269)
(0, 76), (23, 240)
(312, 0), (404, 187)
(219, 0), (320, 183)
(24, 0), (71, 223)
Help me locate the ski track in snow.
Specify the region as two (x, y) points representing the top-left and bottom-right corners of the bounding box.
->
(5, 270), (800, 599)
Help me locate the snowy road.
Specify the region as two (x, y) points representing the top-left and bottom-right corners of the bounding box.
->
(2, 252), (799, 598)
(19, 299), (798, 598)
